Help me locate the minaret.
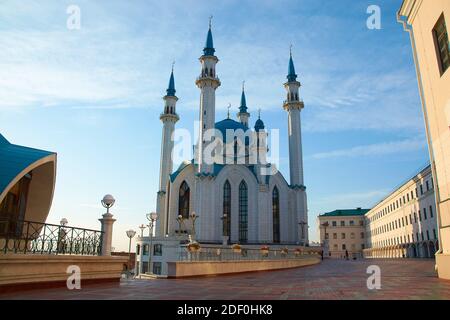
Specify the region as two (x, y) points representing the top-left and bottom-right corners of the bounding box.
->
(237, 81), (250, 127)
(283, 48), (305, 187)
(195, 18), (221, 174)
(157, 65), (179, 236)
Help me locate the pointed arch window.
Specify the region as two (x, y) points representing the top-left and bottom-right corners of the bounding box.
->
(223, 180), (231, 237)
(273, 186), (280, 243)
(178, 181), (190, 219)
(239, 181), (248, 243)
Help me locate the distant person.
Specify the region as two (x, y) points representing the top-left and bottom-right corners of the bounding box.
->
(345, 250), (349, 260)
(320, 250), (324, 260)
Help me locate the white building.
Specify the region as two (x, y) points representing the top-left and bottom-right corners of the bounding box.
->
(155, 23), (308, 245)
(364, 165), (438, 259)
(136, 22), (309, 276)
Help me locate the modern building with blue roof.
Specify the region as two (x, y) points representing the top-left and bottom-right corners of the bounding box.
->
(0, 133), (56, 228)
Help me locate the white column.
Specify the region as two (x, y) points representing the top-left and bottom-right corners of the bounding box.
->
(287, 108), (304, 186)
(99, 212), (116, 256)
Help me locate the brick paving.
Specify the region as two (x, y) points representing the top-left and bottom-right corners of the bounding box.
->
(2, 259), (450, 300)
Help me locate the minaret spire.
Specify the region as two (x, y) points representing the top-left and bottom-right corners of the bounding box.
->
(166, 61), (176, 96)
(237, 80), (250, 126)
(288, 44), (298, 82)
(239, 81), (248, 113)
(157, 64), (180, 236)
(204, 15), (215, 56)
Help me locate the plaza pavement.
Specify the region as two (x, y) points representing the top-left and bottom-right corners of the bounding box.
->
(2, 259), (450, 300)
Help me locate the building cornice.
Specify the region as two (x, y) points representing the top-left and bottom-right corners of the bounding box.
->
(398, 0), (423, 27)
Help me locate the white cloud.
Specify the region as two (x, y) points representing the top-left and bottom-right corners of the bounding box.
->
(311, 137), (426, 160)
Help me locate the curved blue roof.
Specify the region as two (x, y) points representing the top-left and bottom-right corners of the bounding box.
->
(0, 133), (55, 195)
(215, 118), (250, 144)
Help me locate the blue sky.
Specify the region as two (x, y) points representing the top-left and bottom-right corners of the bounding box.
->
(0, 0), (428, 251)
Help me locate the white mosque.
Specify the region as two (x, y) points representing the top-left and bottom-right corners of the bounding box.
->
(154, 22), (308, 246)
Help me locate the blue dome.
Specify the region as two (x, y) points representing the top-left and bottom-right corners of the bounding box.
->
(215, 118), (249, 144)
(254, 118), (265, 132)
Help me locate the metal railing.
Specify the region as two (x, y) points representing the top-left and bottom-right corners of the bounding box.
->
(0, 218), (103, 255)
(178, 246), (320, 262)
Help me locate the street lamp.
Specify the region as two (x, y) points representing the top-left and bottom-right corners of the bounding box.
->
(190, 211), (199, 239)
(126, 229), (136, 273)
(146, 212), (158, 274)
(298, 221), (307, 246)
(176, 214), (184, 234)
(139, 224), (146, 237)
(101, 194), (115, 214)
(126, 229), (136, 253)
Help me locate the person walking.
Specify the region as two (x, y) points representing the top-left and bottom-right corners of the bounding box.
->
(345, 250), (349, 260)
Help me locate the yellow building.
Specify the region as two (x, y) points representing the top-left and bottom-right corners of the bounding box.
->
(364, 165), (438, 259)
(318, 208), (368, 259)
(398, 0), (450, 279)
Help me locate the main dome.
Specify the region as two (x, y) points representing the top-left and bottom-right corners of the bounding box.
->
(215, 118), (249, 144)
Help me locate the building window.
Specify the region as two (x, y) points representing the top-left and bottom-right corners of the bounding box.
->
(420, 185), (423, 195)
(340, 221), (345, 227)
(427, 230), (430, 241)
(223, 180), (231, 237)
(350, 233), (355, 239)
(341, 233), (346, 239)
(333, 233), (337, 239)
(143, 244), (149, 255)
(152, 262), (162, 275)
(272, 186), (280, 243)
(361, 244), (365, 250)
(238, 180), (248, 243)
(433, 14), (450, 75)
(433, 229), (437, 240)
(349, 220), (354, 226)
(325, 233), (329, 240)
(333, 244), (338, 250)
(424, 208), (427, 220)
(141, 262), (149, 274)
(419, 210), (422, 221)
(342, 244), (346, 250)
(136, 245), (140, 255)
(332, 221), (337, 227)
(414, 212), (417, 223)
(430, 205), (434, 218)
(178, 181), (190, 219)
(359, 220), (364, 226)
(153, 244), (162, 256)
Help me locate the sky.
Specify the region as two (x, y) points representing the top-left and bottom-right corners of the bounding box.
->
(0, 0), (429, 251)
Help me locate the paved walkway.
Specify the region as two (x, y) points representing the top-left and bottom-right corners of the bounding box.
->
(3, 259), (450, 300)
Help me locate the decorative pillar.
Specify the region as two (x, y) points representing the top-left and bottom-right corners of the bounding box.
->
(99, 212), (116, 256)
